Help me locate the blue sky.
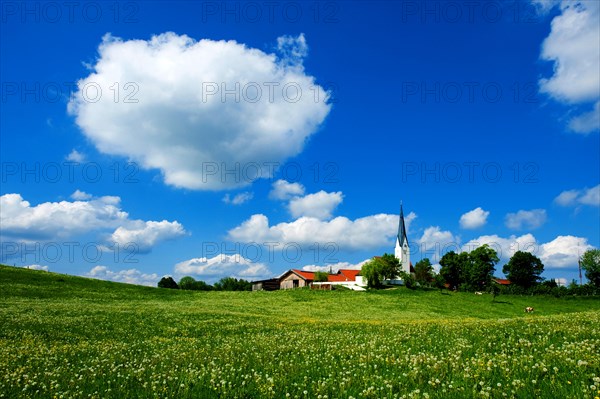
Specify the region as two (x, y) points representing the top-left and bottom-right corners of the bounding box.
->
(1, 0), (598, 286)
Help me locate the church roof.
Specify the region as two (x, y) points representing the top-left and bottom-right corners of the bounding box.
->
(397, 204), (408, 247)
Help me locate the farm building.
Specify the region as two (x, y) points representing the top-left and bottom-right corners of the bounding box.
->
(252, 269), (367, 291)
(251, 278), (280, 291)
(279, 269), (316, 289)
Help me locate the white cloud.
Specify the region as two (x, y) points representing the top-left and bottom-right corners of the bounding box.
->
(569, 101), (600, 134)
(538, 0), (600, 133)
(70, 189), (93, 200)
(302, 259), (369, 273)
(228, 212), (416, 250)
(68, 32), (331, 190)
(276, 33), (308, 66)
(0, 193), (128, 240)
(23, 264), (49, 271)
(459, 207), (489, 229)
(554, 277), (568, 287)
(417, 226), (460, 262)
(555, 184), (600, 206)
(109, 220), (186, 253)
(222, 192), (253, 205)
(504, 209), (547, 230)
(174, 254), (271, 281)
(538, 235), (593, 268)
(554, 189), (580, 206)
(539, 1), (600, 103)
(0, 193), (185, 253)
(461, 233), (593, 269)
(86, 265), (160, 286)
(66, 149), (85, 162)
(531, 0), (561, 13)
(288, 190), (343, 220)
(269, 179), (305, 200)
(462, 234), (538, 261)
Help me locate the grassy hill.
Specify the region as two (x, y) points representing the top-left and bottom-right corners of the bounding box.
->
(1, 265), (599, 398)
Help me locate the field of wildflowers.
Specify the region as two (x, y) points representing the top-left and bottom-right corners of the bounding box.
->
(1, 265), (599, 398)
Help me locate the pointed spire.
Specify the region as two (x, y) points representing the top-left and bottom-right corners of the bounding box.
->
(397, 201), (408, 247)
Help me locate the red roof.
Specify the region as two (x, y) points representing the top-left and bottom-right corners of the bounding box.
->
(493, 278), (511, 285)
(291, 269), (316, 280)
(338, 269), (361, 281)
(289, 269), (362, 283)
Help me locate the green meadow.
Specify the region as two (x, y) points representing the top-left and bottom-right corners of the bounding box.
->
(1, 265), (599, 398)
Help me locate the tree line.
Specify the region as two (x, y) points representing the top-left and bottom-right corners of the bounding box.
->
(157, 276), (252, 291)
(361, 247), (600, 294)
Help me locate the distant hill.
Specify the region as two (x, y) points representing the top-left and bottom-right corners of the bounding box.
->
(2, 264), (599, 321)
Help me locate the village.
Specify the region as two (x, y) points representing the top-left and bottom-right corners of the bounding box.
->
(251, 204), (514, 292)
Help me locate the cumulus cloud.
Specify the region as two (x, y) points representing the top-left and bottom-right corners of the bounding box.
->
(417, 226), (460, 262)
(23, 264), (49, 271)
(462, 234), (538, 260)
(86, 265), (160, 286)
(0, 193), (128, 240)
(538, 0), (600, 133)
(288, 190), (343, 220)
(269, 179), (305, 200)
(504, 209), (547, 230)
(174, 254), (271, 281)
(228, 212), (416, 250)
(222, 192), (253, 205)
(302, 259), (369, 273)
(459, 207), (489, 229)
(70, 189), (93, 200)
(538, 235), (593, 268)
(109, 220), (186, 253)
(0, 193), (185, 253)
(66, 149), (85, 162)
(555, 184), (600, 206)
(68, 32), (331, 190)
(462, 233), (593, 269)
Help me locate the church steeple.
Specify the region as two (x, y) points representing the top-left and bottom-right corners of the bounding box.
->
(397, 203), (408, 248)
(394, 201), (411, 275)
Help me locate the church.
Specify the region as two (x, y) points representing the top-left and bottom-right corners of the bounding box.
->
(385, 203), (414, 285)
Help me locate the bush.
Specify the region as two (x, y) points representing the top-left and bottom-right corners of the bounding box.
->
(157, 277), (178, 289)
(399, 271), (416, 289)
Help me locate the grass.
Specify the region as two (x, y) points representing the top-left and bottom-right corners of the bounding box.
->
(1, 264), (599, 398)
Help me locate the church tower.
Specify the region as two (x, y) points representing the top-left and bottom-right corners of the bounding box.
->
(394, 203), (411, 274)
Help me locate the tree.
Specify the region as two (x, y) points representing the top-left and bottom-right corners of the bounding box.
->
(192, 280), (214, 291)
(414, 258), (433, 286)
(581, 249), (600, 288)
(361, 258), (385, 288)
(502, 251), (544, 289)
(179, 276), (197, 290)
(464, 244), (499, 291)
(433, 274), (446, 293)
(379, 253), (401, 280)
(214, 277), (252, 291)
(314, 271), (329, 282)
(158, 276), (178, 289)
(439, 251), (463, 290)
(178, 276), (214, 291)
(489, 281), (500, 301)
